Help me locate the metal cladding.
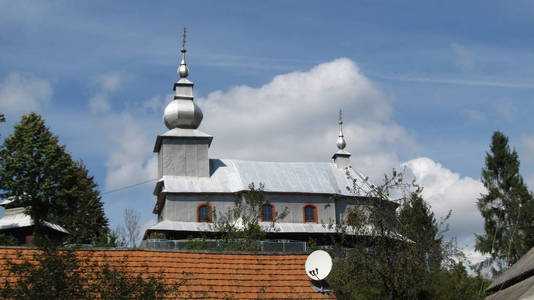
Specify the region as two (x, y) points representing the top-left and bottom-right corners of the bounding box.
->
(154, 159), (374, 196)
(163, 29), (203, 130)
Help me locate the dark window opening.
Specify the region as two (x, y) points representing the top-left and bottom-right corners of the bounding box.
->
(262, 204), (274, 221)
(198, 204), (211, 222)
(304, 205), (317, 222)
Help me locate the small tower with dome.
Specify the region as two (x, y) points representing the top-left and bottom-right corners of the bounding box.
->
(154, 28), (213, 178)
(332, 109), (351, 169)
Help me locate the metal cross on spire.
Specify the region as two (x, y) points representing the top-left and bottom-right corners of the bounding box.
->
(181, 27), (187, 52)
(336, 109), (347, 150)
(178, 27), (189, 78)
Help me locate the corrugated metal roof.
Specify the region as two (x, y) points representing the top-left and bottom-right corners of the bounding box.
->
(159, 159), (375, 196)
(0, 208), (69, 234)
(488, 247), (534, 292)
(148, 220), (337, 233)
(147, 221), (407, 241)
(485, 276), (534, 300)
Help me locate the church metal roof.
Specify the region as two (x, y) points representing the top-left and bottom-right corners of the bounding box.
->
(146, 221), (408, 241)
(156, 159), (375, 197)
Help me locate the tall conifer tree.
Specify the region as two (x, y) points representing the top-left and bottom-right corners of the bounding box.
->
(398, 192), (443, 270)
(476, 131), (534, 266)
(0, 113), (109, 244)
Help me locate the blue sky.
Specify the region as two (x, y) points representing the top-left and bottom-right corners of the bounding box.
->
(1, 0), (533, 260)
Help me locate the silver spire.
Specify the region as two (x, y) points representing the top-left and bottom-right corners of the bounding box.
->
(163, 28), (203, 130)
(178, 27), (189, 78)
(336, 109), (347, 150)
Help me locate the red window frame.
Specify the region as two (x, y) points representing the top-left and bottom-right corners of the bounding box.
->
(197, 203), (212, 222)
(303, 204), (318, 223)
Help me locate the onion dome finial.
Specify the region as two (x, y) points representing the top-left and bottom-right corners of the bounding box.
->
(163, 28), (203, 130)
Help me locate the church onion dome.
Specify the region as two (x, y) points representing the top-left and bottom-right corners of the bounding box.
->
(163, 28), (204, 130)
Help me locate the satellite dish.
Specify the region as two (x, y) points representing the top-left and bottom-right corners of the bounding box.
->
(305, 250), (332, 281)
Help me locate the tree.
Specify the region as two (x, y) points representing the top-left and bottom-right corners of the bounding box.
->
(123, 208), (141, 248)
(327, 170), (470, 300)
(207, 183), (287, 251)
(476, 131), (534, 269)
(398, 191), (443, 270)
(0, 113), (110, 244)
(111, 208), (142, 248)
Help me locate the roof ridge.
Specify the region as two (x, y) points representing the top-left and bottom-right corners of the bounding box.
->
(215, 158), (334, 165)
(0, 246), (309, 256)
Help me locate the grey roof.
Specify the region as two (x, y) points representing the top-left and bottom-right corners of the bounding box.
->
(0, 207), (69, 234)
(488, 247), (534, 291)
(485, 276), (534, 300)
(148, 220), (337, 233)
(147, 221), (408, 241)
(156, 159), (375, 197)
(153, 128), (212, 152)
(486, 246), (534, 299)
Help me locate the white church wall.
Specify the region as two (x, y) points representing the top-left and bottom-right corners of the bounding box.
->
(162, 193), (337, 224)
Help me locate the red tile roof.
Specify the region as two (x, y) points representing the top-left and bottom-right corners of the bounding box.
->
(0, 247), (336, 299)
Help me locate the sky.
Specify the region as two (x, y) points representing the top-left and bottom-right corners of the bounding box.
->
(1, 0), (533, 262)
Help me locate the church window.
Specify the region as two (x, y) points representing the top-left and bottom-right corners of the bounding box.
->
(197, 203), (211, 222)
(261, 203), (274, 221)
(303, 204), (317, 223)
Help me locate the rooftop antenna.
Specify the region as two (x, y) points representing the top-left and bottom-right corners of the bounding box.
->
(305, 250), (333, 293)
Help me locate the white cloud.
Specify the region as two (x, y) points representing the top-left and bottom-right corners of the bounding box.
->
(100, 113), (157, 190)
(402, 157), (486, 247)
(451, 43), (475, 72)
(142, 95), (170, 113)
(199, 58), (417, 180)
(464, 109), (486, 121)
(88, 72), (123, 113)
(0, 72), (51, 116)
(89, 95), (111, 113)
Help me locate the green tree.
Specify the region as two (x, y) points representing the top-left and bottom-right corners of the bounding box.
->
(398, 191), (443, 270)
(207, 183), (288, 251)
(327, 170), (473, 300)
(327, 172), (432, 299)
(475, 131), (534, 268)
(53, 161), (110, 245)
(427, 262), (490, 300)
(0, 113), (110, 244)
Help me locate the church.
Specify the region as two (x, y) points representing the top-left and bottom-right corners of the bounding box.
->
(142, 35), (397, 247)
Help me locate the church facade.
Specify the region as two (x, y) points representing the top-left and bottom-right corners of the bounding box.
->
(142, 36), (396, 244)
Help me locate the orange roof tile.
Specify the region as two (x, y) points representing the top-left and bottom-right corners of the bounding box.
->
(0, 247), (336, 300)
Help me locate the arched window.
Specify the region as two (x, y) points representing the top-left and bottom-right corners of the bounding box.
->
(303, 204), (317, 223)
(197, 203), (212, 222)
(261, 203), (275, 221)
